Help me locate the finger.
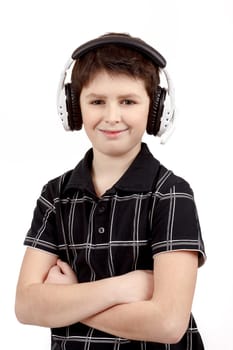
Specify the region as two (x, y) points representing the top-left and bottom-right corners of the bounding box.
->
(44, 265), (62, 283)
(57, 259), (74, 275)
(49, 265), (62, 274)
(47, 266), (63, 278)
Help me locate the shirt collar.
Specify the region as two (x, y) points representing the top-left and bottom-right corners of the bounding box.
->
(63, 143), (161, 194)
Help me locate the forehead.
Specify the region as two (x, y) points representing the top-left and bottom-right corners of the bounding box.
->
(81, 69), (147, 94)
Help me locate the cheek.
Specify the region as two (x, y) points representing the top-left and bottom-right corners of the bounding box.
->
(82, 112), (100, 135)
(81, 112), (92, 132)
(81, 106), (94, 125)
(134, 106), (149, 127)
(80, 101), (87, 119)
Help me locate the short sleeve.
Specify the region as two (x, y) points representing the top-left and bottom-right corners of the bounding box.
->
(24, 182), (59, 255)
(151, 179), (206, 267)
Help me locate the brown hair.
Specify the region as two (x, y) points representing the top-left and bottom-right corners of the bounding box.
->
(71, 33), (160, 106)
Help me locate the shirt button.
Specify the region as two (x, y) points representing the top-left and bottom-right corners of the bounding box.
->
(98, 206), (106, 213)
(98, 227), (105, 234)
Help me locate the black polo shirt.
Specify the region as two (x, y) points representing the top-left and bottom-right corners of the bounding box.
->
(25, 143), (206, 349)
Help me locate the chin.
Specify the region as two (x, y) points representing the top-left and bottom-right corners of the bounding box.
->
(99, 142), (141, 158)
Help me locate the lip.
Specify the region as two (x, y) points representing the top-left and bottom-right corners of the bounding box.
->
(98, 128), (129, 137)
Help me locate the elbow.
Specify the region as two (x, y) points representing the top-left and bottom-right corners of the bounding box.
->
(15, 310), (29, 325)
(15, 297), (29, 325)
(148, 320), (187, 344)
(15, 285), (61, 328)
(158, 315), (189, 344)
(163, 323), (186, 344)
(15, 286), (40, 326)
(15, 297), (47, 327)
(147, 305), (189, 344)
(15, 288), (33, 325)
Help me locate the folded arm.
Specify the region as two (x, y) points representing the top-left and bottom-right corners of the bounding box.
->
(82, 251), (198, 344)
(15, 247), (153, 328)
(16, 248), (198, 344)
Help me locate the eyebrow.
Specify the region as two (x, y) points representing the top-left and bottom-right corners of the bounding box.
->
(85, 93), (106, 99)
(84, 93), (141, 99)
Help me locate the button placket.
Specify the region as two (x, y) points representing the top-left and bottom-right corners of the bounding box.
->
(95, 201), (107, 236)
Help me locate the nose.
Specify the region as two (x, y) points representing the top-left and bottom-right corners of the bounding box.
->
(103, 102), (121, 124)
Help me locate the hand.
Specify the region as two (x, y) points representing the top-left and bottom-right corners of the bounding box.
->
(118, 270), (154, 304)
(44, 259), (78, 285)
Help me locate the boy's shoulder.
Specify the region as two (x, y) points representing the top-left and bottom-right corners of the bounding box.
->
(41, 167), (78, 200)
(154, 161), (194, 197)
(42, 148), (93, 199)
(142, 146), (193, 196)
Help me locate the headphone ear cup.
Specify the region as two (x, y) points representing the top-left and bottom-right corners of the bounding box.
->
(65, 83), (83, 130)
(147, 86), (167, 136)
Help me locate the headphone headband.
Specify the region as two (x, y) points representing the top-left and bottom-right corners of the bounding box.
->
(71, 35), (166, 68)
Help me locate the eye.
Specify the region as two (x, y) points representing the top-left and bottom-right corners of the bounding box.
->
(90, 100), (104, 105)
(121, 99), (136, 105)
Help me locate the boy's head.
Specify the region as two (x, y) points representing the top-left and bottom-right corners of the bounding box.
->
(58, 33), (175, 140)
(71, 33), (160, 116)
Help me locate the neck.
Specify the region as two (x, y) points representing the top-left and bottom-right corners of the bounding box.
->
(91, 144), (141, 197)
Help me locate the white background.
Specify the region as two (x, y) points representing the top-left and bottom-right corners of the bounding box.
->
(0, 0), (233, 348)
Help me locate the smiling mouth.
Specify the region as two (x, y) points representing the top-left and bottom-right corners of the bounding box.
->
(99, 128), (129, 136)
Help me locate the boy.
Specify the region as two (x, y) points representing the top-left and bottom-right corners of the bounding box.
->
(15, 33), (206, 349)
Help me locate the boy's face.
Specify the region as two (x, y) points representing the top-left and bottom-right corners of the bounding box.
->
(80, 70), (150, 158)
